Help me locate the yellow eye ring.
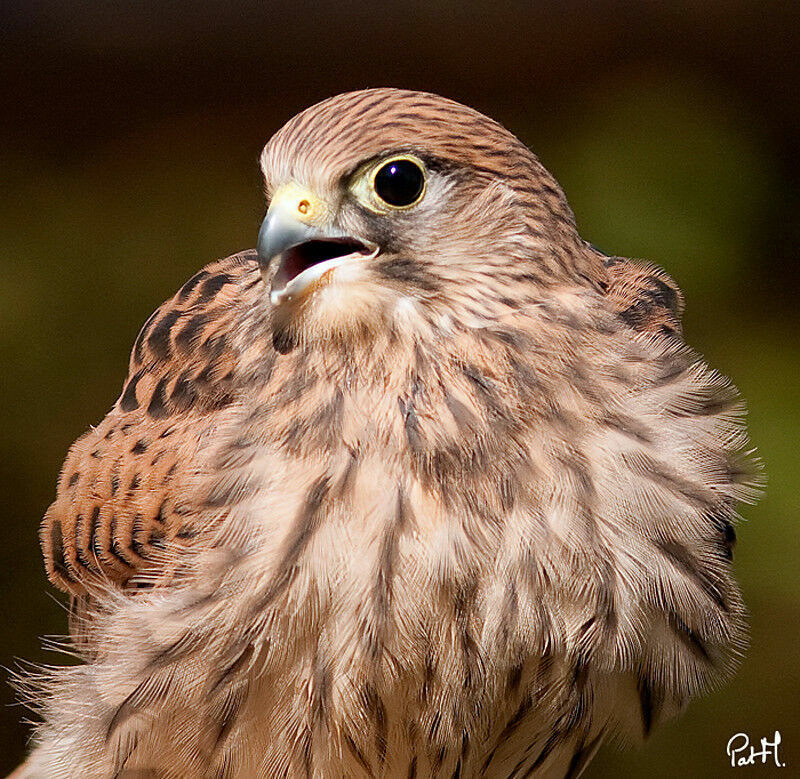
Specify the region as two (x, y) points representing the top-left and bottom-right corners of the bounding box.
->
(369, 154), (427, 210)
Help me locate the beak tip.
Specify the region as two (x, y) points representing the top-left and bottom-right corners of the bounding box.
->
(256, 214), (274, 267)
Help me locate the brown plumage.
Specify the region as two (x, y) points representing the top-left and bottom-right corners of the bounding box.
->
(20, 89), (756, 778)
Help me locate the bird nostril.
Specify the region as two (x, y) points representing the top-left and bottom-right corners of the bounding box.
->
(298, 199), (311, 216)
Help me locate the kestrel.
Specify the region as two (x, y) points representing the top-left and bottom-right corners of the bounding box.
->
(17, 89), (757, 778)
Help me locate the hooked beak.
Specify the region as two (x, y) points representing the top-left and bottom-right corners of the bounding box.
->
(257, 184), (376, 306)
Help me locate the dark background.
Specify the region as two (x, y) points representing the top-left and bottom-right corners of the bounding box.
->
(1, 1), (798, 775)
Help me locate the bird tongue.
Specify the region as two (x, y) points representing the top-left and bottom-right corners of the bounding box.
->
(280, 239), (369, 284)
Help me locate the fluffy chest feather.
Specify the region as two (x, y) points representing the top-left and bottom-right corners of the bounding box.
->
(140, 299), (744, 776)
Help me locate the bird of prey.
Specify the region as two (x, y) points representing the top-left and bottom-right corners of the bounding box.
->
(18, 88), (757, 778)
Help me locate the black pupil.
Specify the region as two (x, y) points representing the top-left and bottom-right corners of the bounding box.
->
(373, 159), (424, 207)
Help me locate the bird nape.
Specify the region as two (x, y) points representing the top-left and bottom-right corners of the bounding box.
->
(16, 88), (758, 778)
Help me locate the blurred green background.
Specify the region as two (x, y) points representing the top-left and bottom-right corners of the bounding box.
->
(1, 1), (797, 775)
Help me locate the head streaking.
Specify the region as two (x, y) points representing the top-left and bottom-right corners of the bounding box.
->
(257, 88), (599, 352)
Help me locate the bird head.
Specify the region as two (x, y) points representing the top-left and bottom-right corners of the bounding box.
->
(258, 88), (593, 353)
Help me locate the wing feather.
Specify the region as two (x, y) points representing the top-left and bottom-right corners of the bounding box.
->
(41, 251), (263, 594)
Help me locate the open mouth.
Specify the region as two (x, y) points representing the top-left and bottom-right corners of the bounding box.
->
(270, 238), (375, 304)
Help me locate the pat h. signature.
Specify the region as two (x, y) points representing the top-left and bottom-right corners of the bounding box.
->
(727, 731), (785, 768)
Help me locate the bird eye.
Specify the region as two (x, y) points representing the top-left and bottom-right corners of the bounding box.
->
(371, 157), (426, 208)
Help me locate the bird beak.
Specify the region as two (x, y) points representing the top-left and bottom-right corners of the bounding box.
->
(257, 183), (376, 306)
